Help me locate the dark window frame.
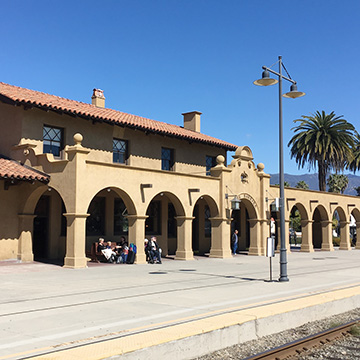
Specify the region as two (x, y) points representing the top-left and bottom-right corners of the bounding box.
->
(43, 125), (64, 157)
(113, 138), (128, 164)
(86, 197), (106, 236)
(161, 147), (175, 171)
(206, 155), (217, 176)
(145, 201), (162, 235)
(114, 198), (129, 235)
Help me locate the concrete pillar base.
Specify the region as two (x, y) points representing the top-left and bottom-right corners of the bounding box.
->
(209, 248), (232, 258)
(175, 250), (194, 260)
(135, 253), (147, 264)
(18, 253), (34, 262)
(248, 247), (261, 256)
(321, 244), (334, 251)
(63, 256), (88, 269)
(300, 245), (314, 252)
(339, 245), (351, 250)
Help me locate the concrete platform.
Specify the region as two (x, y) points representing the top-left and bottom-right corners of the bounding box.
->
(0, 249), (359, 360)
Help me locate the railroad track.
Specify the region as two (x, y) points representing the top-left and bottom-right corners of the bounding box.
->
(243, 319), (360, 360)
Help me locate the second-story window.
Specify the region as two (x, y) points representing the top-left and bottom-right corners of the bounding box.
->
(206, 155), (217, 175)
(161, 147), (174, 171)
(113, 138), (128, 164)
(43, 125), (63, 157)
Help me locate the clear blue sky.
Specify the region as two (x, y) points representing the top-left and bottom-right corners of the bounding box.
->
(1, 0), (359, 175)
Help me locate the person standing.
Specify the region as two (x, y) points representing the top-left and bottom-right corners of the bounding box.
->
(232, 230), (238, 255)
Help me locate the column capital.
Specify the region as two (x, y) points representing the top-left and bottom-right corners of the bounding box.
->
(301, 219), (313, 226)
(340, 220), (350, 226)
(175, 216), (195, 221)
(126, 215), (148, 220)
(320, 220), (332, 225)
(63, 213), (90, 219)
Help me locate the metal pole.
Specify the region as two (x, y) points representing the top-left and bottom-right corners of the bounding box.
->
(278, 55), (289, 282)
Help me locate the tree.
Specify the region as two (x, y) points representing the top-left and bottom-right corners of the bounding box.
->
(354, 186), (360, 196)
(327, 173), (349, 194)
(347, 132), (360, 172)
(295, 180), (309, 190)
(275, 181), (291, 187)
(288, 111), (355, 191)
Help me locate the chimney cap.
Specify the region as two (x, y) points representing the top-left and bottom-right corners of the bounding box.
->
(182, 111), (202, 116)
(92, 88), (105, 98)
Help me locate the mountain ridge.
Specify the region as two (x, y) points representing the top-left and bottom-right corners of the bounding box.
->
(269, 173), (360, 196)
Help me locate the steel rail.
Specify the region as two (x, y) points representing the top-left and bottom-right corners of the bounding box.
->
(243, 319), (360, 360)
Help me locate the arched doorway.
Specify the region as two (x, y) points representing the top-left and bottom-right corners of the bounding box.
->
(231, 196), (257, 254)
(145, 192), (185, 257)
(85, 187), (136, 253)
(333, 206), (350, 250)
(312, 205), (329, 249)
(33, 188), (67, 264)
(192, 195), (219, 256)
(289, 203), (307, 249)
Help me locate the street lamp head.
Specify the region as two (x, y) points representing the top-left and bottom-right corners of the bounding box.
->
(283, 84), (305, 99)
(253, 70), (278, 86)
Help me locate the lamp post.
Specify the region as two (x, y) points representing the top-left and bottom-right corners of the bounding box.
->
(254, 56), (305, 282)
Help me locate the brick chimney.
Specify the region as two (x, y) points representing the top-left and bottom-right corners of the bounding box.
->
(91, 88), (105, 108)
(182, 111), (202, 132)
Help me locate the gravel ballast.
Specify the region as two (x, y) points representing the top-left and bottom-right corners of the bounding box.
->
(194, 308), (360, 360)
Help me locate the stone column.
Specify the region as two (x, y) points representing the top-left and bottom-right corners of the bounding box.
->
(175, 216), (194, 260)
(127, 215), (147, 264)
(300, 219), (314, 252)
(320, 220), (334, 251)
(18, 214), (36, 262)
(63, 213), (89, 269)
(209, 217), (232, 258)
(248, 219), (261, 256)
(356, 221), (360, 250)
(339, 221), (351, 250)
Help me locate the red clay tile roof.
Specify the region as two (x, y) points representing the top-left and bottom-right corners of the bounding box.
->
(0, 82), (237, 151)
(0, 156), (50, 183)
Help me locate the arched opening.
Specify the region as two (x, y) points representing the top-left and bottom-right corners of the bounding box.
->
(145, 192), (185, 257)
(289, 203), (307, 249)
(85, 188), (136, 254)
(33, 188), (67, 264)
(351, 208), (360, 247)
(312, 205), (328, 249)
(333, 206), (347, 249)
(231, 197), (257, 253)
(192, 195), (219, 256)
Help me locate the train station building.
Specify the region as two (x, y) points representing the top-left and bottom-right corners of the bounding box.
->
(0, 82), (359, 268)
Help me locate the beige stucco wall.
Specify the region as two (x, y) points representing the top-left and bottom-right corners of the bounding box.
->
(4, 105), (225, 175)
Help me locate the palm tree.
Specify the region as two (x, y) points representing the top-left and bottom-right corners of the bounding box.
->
(295, 180), (309, 190)
(288, 111), (355, 191)
(327, 173), (349, 194)
(347, 132), (360, 172)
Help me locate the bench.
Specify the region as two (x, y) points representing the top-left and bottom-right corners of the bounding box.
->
(90, 241), (117, 263)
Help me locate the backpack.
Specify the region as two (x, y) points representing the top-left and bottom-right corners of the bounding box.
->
(129, 243), (137, 254)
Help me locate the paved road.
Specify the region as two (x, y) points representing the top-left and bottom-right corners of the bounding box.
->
(0, 249), (359, 359)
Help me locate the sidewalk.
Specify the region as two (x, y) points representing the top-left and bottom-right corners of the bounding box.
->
(0, 250), (359, 359)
